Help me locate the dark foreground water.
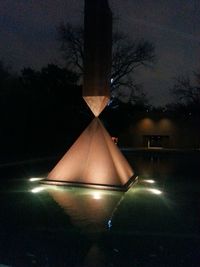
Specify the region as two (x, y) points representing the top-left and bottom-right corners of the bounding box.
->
(0, 151), (200, 267)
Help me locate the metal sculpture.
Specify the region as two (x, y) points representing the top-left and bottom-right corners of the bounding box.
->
(44, 0), (135, 190)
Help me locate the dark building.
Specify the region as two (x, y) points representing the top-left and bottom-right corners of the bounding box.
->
(119, 110), (200, 150)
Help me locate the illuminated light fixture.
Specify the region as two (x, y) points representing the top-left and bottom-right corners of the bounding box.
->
(92, 191), (102, 200)
(147, 188), (162, 195)
(143, 179), (155, 184)
(29, 177), (43, 182)
(31, 187), (45, 193)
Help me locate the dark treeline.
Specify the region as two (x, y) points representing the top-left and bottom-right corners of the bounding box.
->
(0, 61), (151, 163)
(1, 60), (200, 163)
(0, 63), (93, 162)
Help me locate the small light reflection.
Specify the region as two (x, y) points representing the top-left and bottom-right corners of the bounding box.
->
(143, 179), (155, 184)
(147, 188), (162, 195)
(92, 191), (102, 200)
(108, 219), (112, 229)
(46, 185), (66, 192)
(31, 187), (45, 193)
(29, 177), (43, 182)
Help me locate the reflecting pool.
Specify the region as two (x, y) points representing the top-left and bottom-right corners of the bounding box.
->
(0, 151), (200, 266)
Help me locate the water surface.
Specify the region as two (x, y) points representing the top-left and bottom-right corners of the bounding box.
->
(0, 151), (200, 266)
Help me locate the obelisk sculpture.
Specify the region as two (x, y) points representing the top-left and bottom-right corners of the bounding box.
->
(45, 0), (135, 190)
(83, 0), (112, 117)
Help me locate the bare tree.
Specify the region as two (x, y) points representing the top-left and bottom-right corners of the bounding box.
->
(111, 32), (154, 90)
(58, 23), (155, 103)
(58, 23), (84, 76)
(172, 74), (200, 106)
(0, 61), (10, 88)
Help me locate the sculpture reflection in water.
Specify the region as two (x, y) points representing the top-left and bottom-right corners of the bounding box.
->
(47, 187), (125, 231)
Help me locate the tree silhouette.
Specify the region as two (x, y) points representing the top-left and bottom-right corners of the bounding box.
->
(58, 23), (155, 104)
(171, 74), (200, 107)
(0, 61), (10, 91)
(0, 63), (92, 159)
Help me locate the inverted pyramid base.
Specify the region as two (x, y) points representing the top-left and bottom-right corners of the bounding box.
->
(44, 118), (135, 191)
(41, 175), (138, 191)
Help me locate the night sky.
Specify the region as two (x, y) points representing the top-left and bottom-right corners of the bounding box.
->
(0, 0), (200, 106)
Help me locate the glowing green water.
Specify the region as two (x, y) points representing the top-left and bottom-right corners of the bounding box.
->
(0, 152), (200, 266)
